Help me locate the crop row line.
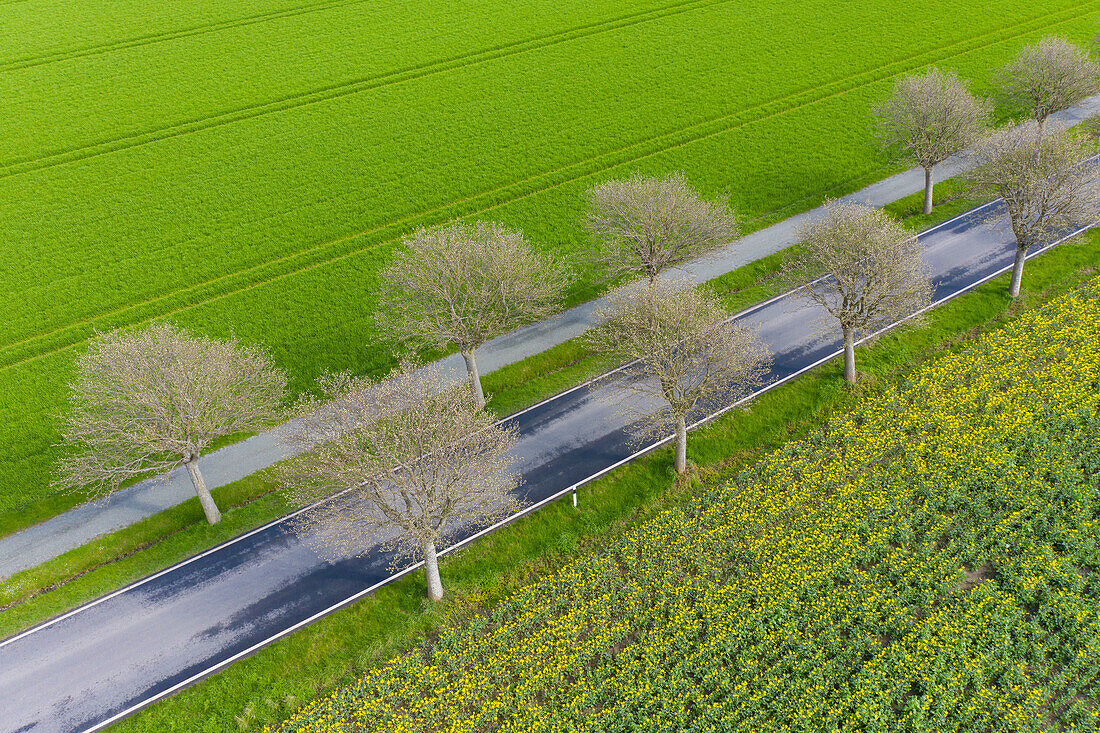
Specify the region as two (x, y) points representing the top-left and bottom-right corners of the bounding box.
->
(0, 0), (726, 72)
(0, 0), (728, 175)
(0, 0), (376, 72)
(0, 1), (1095, 372)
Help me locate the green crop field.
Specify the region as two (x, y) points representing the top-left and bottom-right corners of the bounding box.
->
(2, 0), (1098, 526)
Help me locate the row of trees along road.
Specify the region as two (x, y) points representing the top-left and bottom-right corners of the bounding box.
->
(53, 36), (1100, 601)
(874, 37), (1099, 216)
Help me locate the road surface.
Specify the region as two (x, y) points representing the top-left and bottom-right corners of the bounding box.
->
(0, 197), (1092, 733)
(5, 94), (1099, 579)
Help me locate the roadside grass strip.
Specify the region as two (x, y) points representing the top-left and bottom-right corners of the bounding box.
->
(93, 232), (1100, 732)
(272, 278), (1100, 732)
(0, 186), (987, 631)
(2, 0), (1099, 523)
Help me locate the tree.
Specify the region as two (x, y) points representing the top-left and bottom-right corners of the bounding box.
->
(55, 322), (287, 524)
(282, 361), (520, 602)
(789, 201), (933, 384)
(379, 220), (570, 408)
(585, 172), (739, 284)
(873, 67), (991, 215)
(998, 37), (1100, 132)
(586, 281), (770, 474)
(965, 121), (1097, 298)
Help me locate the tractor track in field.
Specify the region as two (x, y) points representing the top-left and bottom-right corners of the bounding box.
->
(0, 0), (731, 175)
(0, 0), (377, 72)
(0, 1), (1097, 373)
(0, 0), (731, 73)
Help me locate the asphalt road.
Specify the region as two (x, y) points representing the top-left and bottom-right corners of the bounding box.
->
(0, 197), (1091, 733)
(8, 95), (1100, 581)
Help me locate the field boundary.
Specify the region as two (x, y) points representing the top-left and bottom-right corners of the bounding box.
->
(58, 213), (1099, 733)
(1, 2), (1095, 373)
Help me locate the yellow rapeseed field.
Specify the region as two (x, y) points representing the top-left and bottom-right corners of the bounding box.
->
(275, 277), (1100, 732)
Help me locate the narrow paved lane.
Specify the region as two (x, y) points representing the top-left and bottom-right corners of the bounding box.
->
(8, 95), (1099, 581)
(0, 197), (1089, 733)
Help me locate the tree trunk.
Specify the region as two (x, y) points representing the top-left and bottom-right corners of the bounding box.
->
(922, 166), (934, 215)
(842, 328), (857, 384)
(185, 456), (221, 525)
(423, 540), (444, 602)
(1009, 246), (1027, 298)
(461, 350), (486, 408)
(675, 415), (687, 474)
(647, 263), (660, 286)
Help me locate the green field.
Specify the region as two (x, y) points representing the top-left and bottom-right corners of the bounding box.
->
(2, 0), (1099, 523)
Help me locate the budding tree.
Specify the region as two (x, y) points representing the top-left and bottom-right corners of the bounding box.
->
(965, 122), (1097, 298)
(585, 172), (739, 284)
(54, 322), (287, 524)
(873, 67), (991, 215)
(998, 37), (1100, 132)
(587, 281), (770, 474)
(378, 221), (570, 408)
(281, 361), (520, 602)
(789, 202), (933, 384)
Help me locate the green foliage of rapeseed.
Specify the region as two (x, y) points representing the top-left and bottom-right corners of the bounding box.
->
(273, 277), (1100, 733)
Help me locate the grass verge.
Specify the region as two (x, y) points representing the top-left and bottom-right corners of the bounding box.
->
(0, 182), (1013, 639)
(0, 205), (1089, 730)
(0, 179), (975, 634)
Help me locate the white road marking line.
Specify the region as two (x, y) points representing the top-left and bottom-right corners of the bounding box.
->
(2, 196), (1014, 649)
(73, 217), (1094, 733)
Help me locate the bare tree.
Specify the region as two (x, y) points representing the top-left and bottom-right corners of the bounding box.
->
(873, 67), (991, 215)
(586, 281), (770, 474)
(54, 322), (287, 524)
(281, 361), (520, 602)
(998, 37), (1100, 132)
(585, 172), (739, 284)
(965, 121), (1097, 298)
(789, 202), (933, 384)
(379, 221), (571, 408)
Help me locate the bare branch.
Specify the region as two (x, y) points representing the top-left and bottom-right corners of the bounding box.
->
(997, 37), (1100, 126)
(873, 67), (991, 214)
(378, 220), (571, 353)
(966, 121), (1098, 250)
(788, 201), (933, 382)
(280, 361), (521, 599)
(586, 281), (770, 473)
(874, 67), (991, 169)
(965, 121), (1098, 296)
(584, 172), (739, 284)
(54, 322), (287, 523)
(377, 220), (571, 406)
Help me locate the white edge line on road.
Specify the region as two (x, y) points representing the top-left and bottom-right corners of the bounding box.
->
(498, 195), (1005, 422)
(687, 222), (1094, 434)
(0, 196), (1039, 650)
(73, 217), (1094, 733)
(0, 194), (1012, 648)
